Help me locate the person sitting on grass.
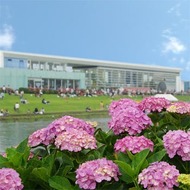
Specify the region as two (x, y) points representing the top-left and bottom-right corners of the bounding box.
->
(42, 98), (50, 104)
(14, 102), (20, 112)
(3, 109), (9, 116)
(86, 107), (91, 112)
(0, 109), (4, 116)
(20, 98), (28, 104)
(33, 108), (39, 114)
(39, 108), (45, 115)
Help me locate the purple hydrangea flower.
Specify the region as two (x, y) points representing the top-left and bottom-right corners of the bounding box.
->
(114, 136), (154, 154)
(109, 98), (138, 116)
(163, 130), (190, 161)
(138, 161), (179, 190)
(54, 128), (97, 152)
(138, 96), (171, 113)
(76, 158), (120, 190)
(0, 168), (24, 190)
(166, 102), (190, 114)
(108, 106), (152, 135)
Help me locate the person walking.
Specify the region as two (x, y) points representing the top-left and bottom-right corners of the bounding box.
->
(100, 101), (104, 110)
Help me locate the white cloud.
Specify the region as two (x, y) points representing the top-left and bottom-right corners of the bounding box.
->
(0, 24), (15, 49)
(167, 3), (181, 17)
(162, 36), (186, 54)
(162, 28), (172, 36)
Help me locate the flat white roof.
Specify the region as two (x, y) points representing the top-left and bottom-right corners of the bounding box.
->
(0, 51), (181, 73)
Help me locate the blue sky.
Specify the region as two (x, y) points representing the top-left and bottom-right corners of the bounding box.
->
(0, 0), (190, 80)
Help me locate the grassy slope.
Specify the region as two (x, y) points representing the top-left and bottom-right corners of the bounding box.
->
(0, 93), (189, 115)
(0, 94), (119, 115)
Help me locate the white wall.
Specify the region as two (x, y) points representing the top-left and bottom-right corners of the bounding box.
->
(0, 52), (4, 68)
(176, 76), (183, 92)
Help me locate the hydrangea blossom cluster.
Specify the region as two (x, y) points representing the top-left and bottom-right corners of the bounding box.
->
(108, 106), (152, 135)
(28, 127), (49, 147)
(108, 98), (138, 116)
(47, 115), (95, 135)
(138, 96), (171, 113)
(76, 158), (120, 190)
(138, 161), (179, 190)
(177, 174), (190, 187)
(1, 152), (6, 157)
(0, 168), (24, 190)
(28, 116), (96, 150)
(163, 130), (190, 161)
(114, 136), (154, 154)
(55, 128), (97, 152)
(166, 102), (190, 114)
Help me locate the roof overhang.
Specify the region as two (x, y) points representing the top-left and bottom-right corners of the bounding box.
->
(0, 51), (181, 73)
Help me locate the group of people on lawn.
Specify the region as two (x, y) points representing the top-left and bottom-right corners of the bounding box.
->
(12, 95), (49, 115)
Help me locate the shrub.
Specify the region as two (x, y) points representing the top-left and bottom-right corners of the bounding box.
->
(0, 97), (190, 189)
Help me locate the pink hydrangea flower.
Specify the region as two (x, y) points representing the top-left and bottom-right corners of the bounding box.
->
(109, 98), (138, 116)
(47, 115), (95, 135)
(54, 128), (97, 152)
(138, 161), (179, 190)
(138, 96), (171, 113)
(114, 136), (154, 154)
(28, 116), (95, 147)
(76, 158), (120, 190)
(1, 152), (6, 157)
(0, 168), (24, 190)
(166, 102), (190, 114)
(108, 106), (152, 135)
(163, 130), (190, 161)
(28, 127), (49, 147)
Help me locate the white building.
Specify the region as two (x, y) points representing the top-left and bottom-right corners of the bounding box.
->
(0, 51), (182, 91)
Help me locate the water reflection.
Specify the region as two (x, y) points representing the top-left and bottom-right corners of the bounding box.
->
(0, 116), (109, 153)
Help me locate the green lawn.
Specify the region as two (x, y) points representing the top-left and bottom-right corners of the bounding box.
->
(0, 93), (189, 115)
(0, 94), (118, 115)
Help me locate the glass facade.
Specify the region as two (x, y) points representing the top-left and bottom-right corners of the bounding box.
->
(28, 78), (80, 89)
(184, 81), (190, 92)
(4, 57), (27, 69)
(79, 67), (178, 91)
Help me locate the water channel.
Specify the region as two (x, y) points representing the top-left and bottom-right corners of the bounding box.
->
(0, 116), (110, 153)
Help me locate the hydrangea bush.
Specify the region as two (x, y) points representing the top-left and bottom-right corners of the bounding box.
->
(0, 96), (190, 189)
